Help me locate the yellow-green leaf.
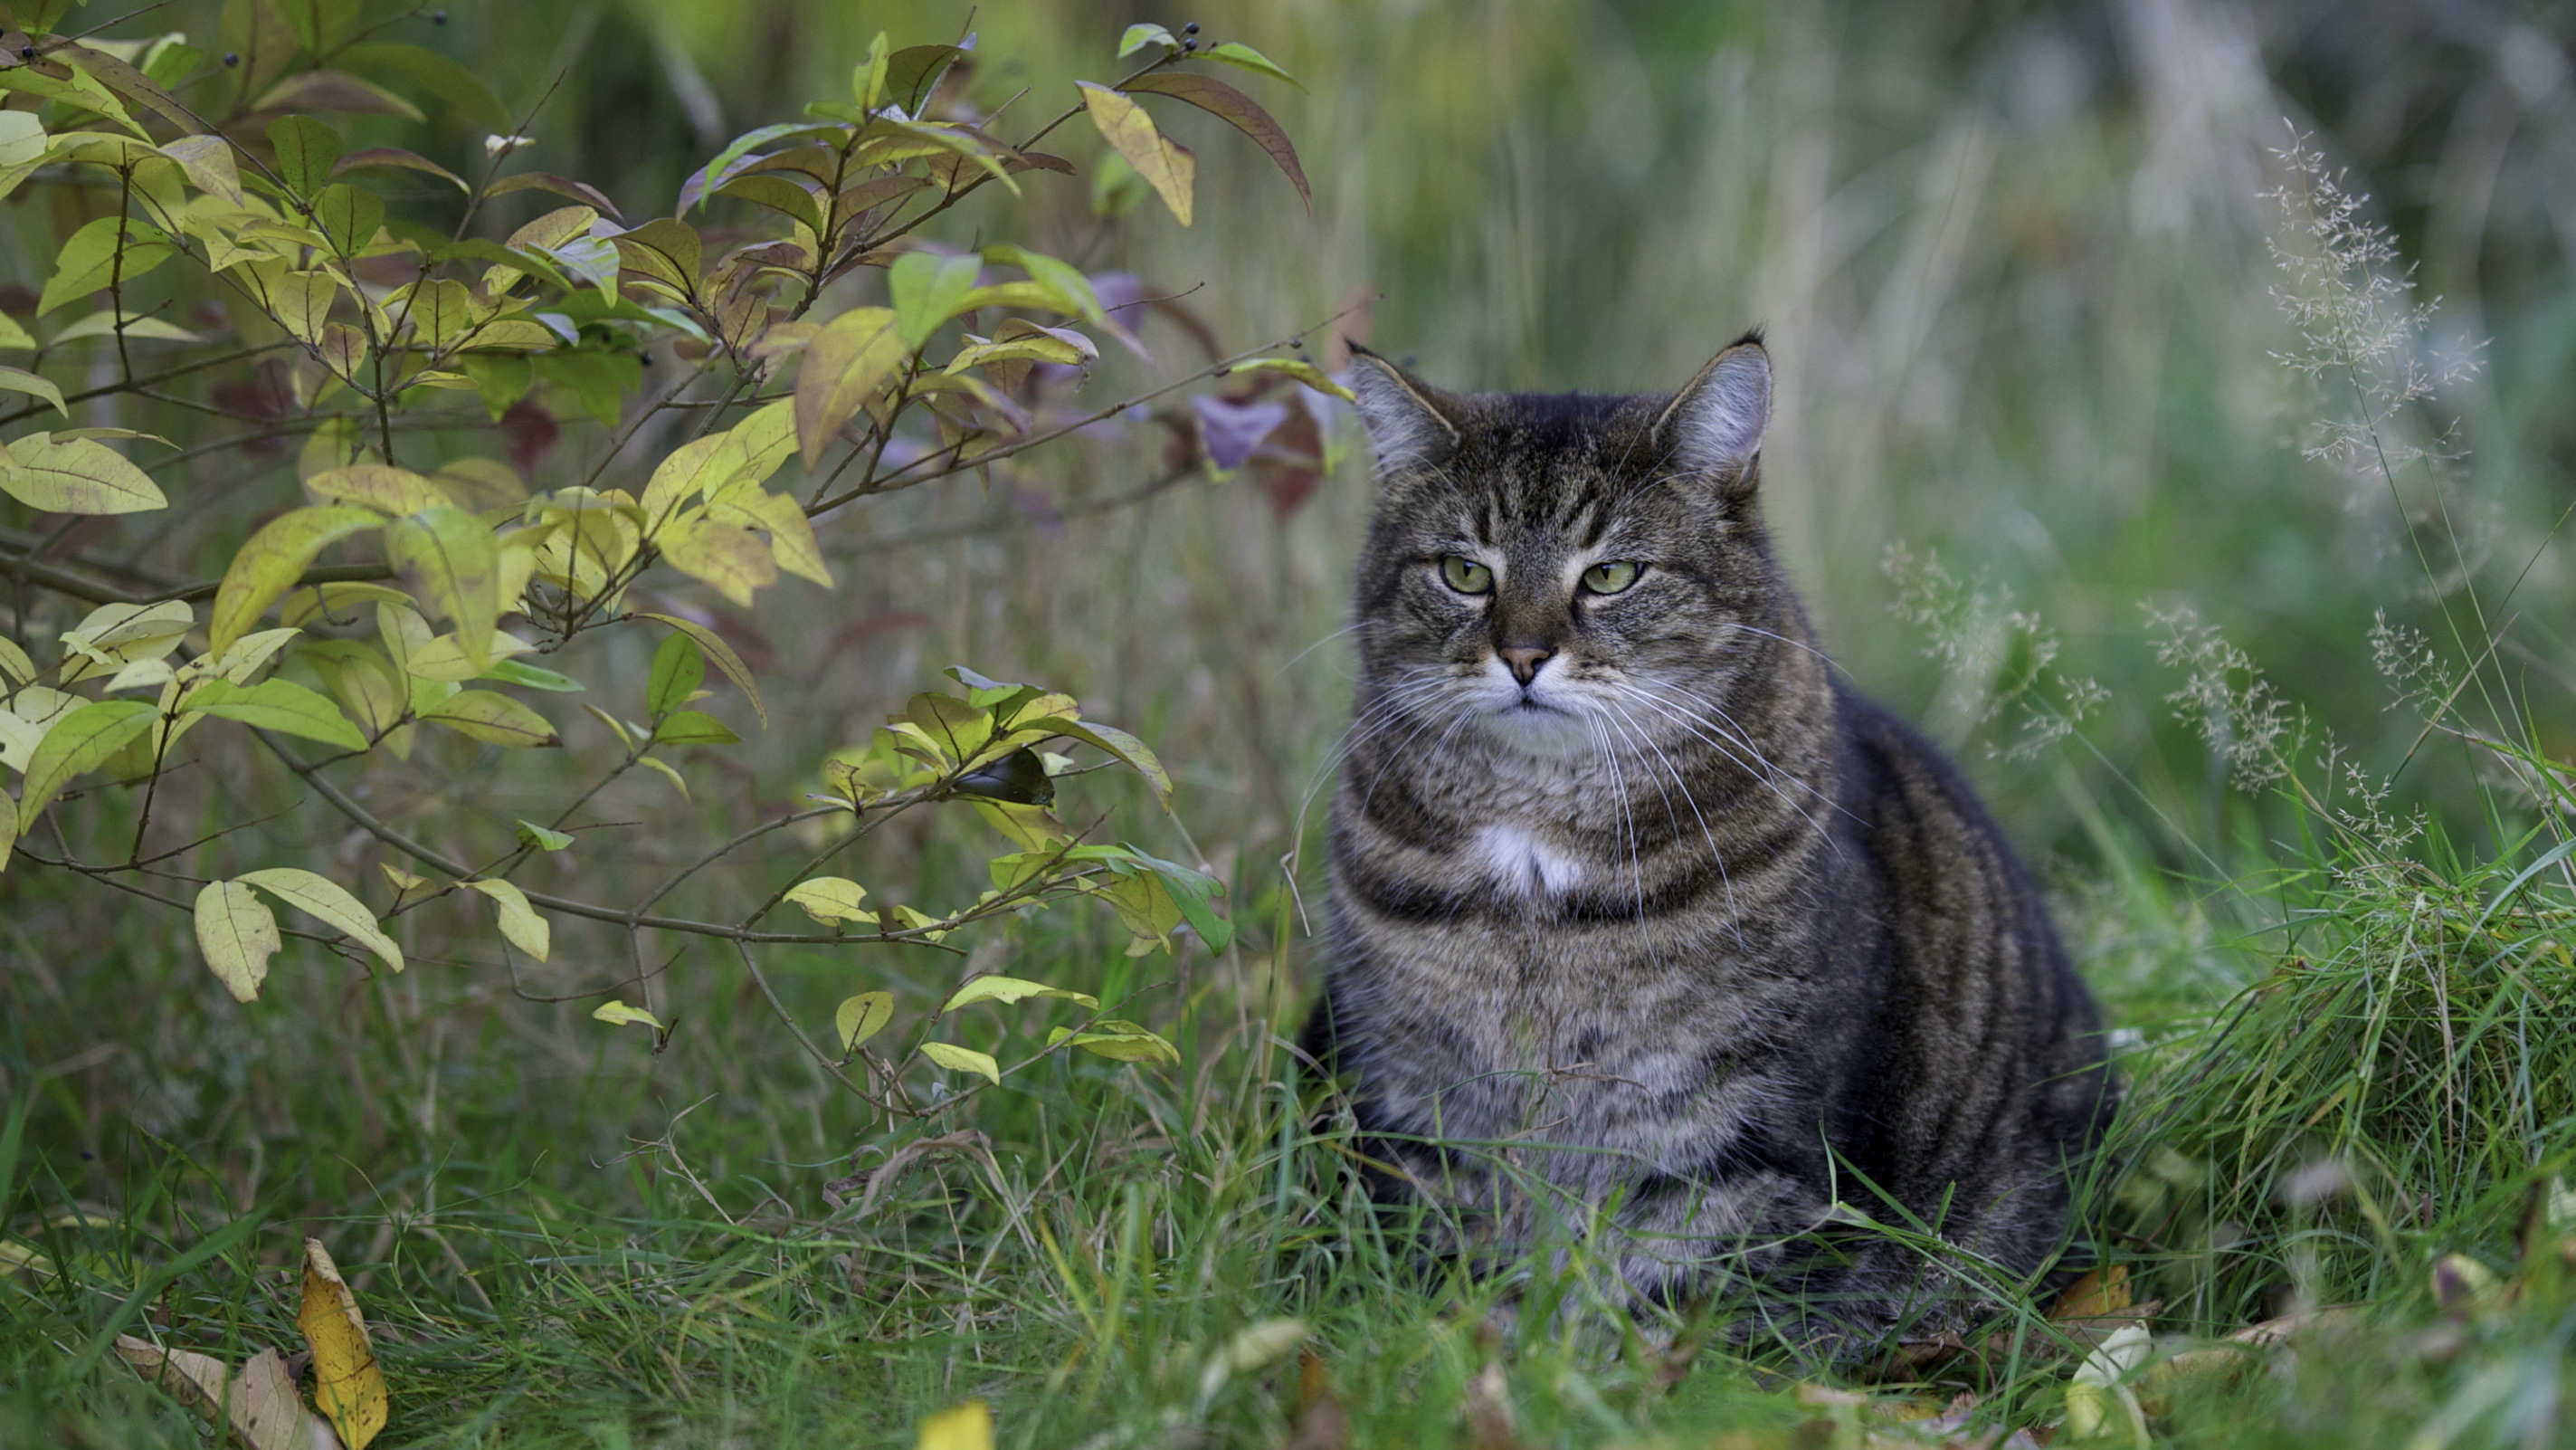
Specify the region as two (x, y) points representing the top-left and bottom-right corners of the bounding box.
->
(918, 1041), (1000, 1084)
(39, 215), (176, 315)
(300, 640), (405, 738)
(159, 134), (244, 206)
(515, 819), (574, 852)
(208, 505), (383, 654)
(463, 877), (549, 960)
(1046, 1022), (1182, 1065)
(1203, 42), (1305, 91)
(178, 678), (368, 750)
(792, 305), (906, 468)
(785, 875), (871, 925)
(385, 506), (499, 671)
(1224, 357), (1355, 401)
(889, 251), (984, 350)
(17, 699), (157, 826)
(402, 629), (533, 682)
(1020, 716), (1173, 804)
(593, 1000), (664, 1030)
(1117, 23), (1177, 56)
(296, 1238), (388, 1450)
(1077, 82), (1193, 225)
(835, 991), (894, 1051)
(657, 514), (776, 607)
(308, 463), (448, 516)
(241, 867), (403, 972)
(0, 790), (15, 873)
(271, 270), (341, 345)
(637, 755), (689, 798)
(0, 433), (165, 514)
(194, 879), (280, 1003)
(917, 1401), (993, 1450)
(0, 366), (64, 415)
(653, 709), (737, 745)
(49, 312), (204, 345)
(420, 690), (558, 747)
(731, 489), (833, 587)
(944, 975), (1099, 1012)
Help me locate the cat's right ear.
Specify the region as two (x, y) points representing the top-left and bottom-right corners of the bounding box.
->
(1345, 343), (1461, 475)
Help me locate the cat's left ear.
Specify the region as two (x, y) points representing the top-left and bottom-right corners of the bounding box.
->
(1653, 335), (1772, 486)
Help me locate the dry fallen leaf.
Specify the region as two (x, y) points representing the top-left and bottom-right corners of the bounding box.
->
(115, 1335), (233, 1417)
(1281, 1350), (1351, 1450)
(112, 1336), (339, 1450)
(296, 1238), (387, 1450)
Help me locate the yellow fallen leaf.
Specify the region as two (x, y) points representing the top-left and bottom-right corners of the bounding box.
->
(2049, 1264), (2132, 1322)
(296, 1238), (387, 1450)
(917, 1400), (993, 1450)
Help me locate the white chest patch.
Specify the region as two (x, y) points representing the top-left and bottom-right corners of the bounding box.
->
(1472, 824), (1584, 894)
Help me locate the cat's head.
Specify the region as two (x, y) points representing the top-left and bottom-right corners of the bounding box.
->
(1345, 336), (1791, 758)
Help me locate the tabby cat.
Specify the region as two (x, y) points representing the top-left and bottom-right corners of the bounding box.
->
(1302, 334), (2113, 1350)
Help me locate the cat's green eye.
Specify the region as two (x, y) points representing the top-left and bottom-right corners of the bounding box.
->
(1582, 560), (1642, 595)
(1440, 555), (1494, 594)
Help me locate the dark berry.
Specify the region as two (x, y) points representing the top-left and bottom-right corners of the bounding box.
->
(1183, 21), (1200, 33)
(223, 52), (240, 66)
(431, 7), (447, 20)
(1182, 37), (1196, 51)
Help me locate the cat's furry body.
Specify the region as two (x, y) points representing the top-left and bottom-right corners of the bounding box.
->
(1303, 338), (2112, 1350)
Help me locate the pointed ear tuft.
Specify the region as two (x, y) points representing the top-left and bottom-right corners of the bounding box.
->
(1654, 339), (1772, 481)
(1345, 343), (1461, 475)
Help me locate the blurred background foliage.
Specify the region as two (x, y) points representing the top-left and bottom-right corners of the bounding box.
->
(7, 0), (2571, 1247)
(486, 0), (2576, 873)
(5, 0), (2576, 1439)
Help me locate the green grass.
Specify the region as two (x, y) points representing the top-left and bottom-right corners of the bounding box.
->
(7, 0), (2576, 1445)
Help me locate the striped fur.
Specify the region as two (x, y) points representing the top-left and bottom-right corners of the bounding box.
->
(1304, 338), (2113, 1350)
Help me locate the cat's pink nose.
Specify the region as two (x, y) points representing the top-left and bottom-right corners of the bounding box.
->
(1500, 645), (1554, 685)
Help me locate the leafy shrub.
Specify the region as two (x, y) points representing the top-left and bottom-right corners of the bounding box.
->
(0, 9), (1336, 1121)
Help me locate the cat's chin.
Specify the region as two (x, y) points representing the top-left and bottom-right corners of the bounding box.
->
(1473, 701), (1596, 758)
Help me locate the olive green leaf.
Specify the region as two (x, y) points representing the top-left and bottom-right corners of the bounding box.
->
(266, 115), (343, 201)
(792, 305), (906, 467)
(1119, 72), (1309, 209)
(636, 613), (766, 725)
(646, 632), (705, 717)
